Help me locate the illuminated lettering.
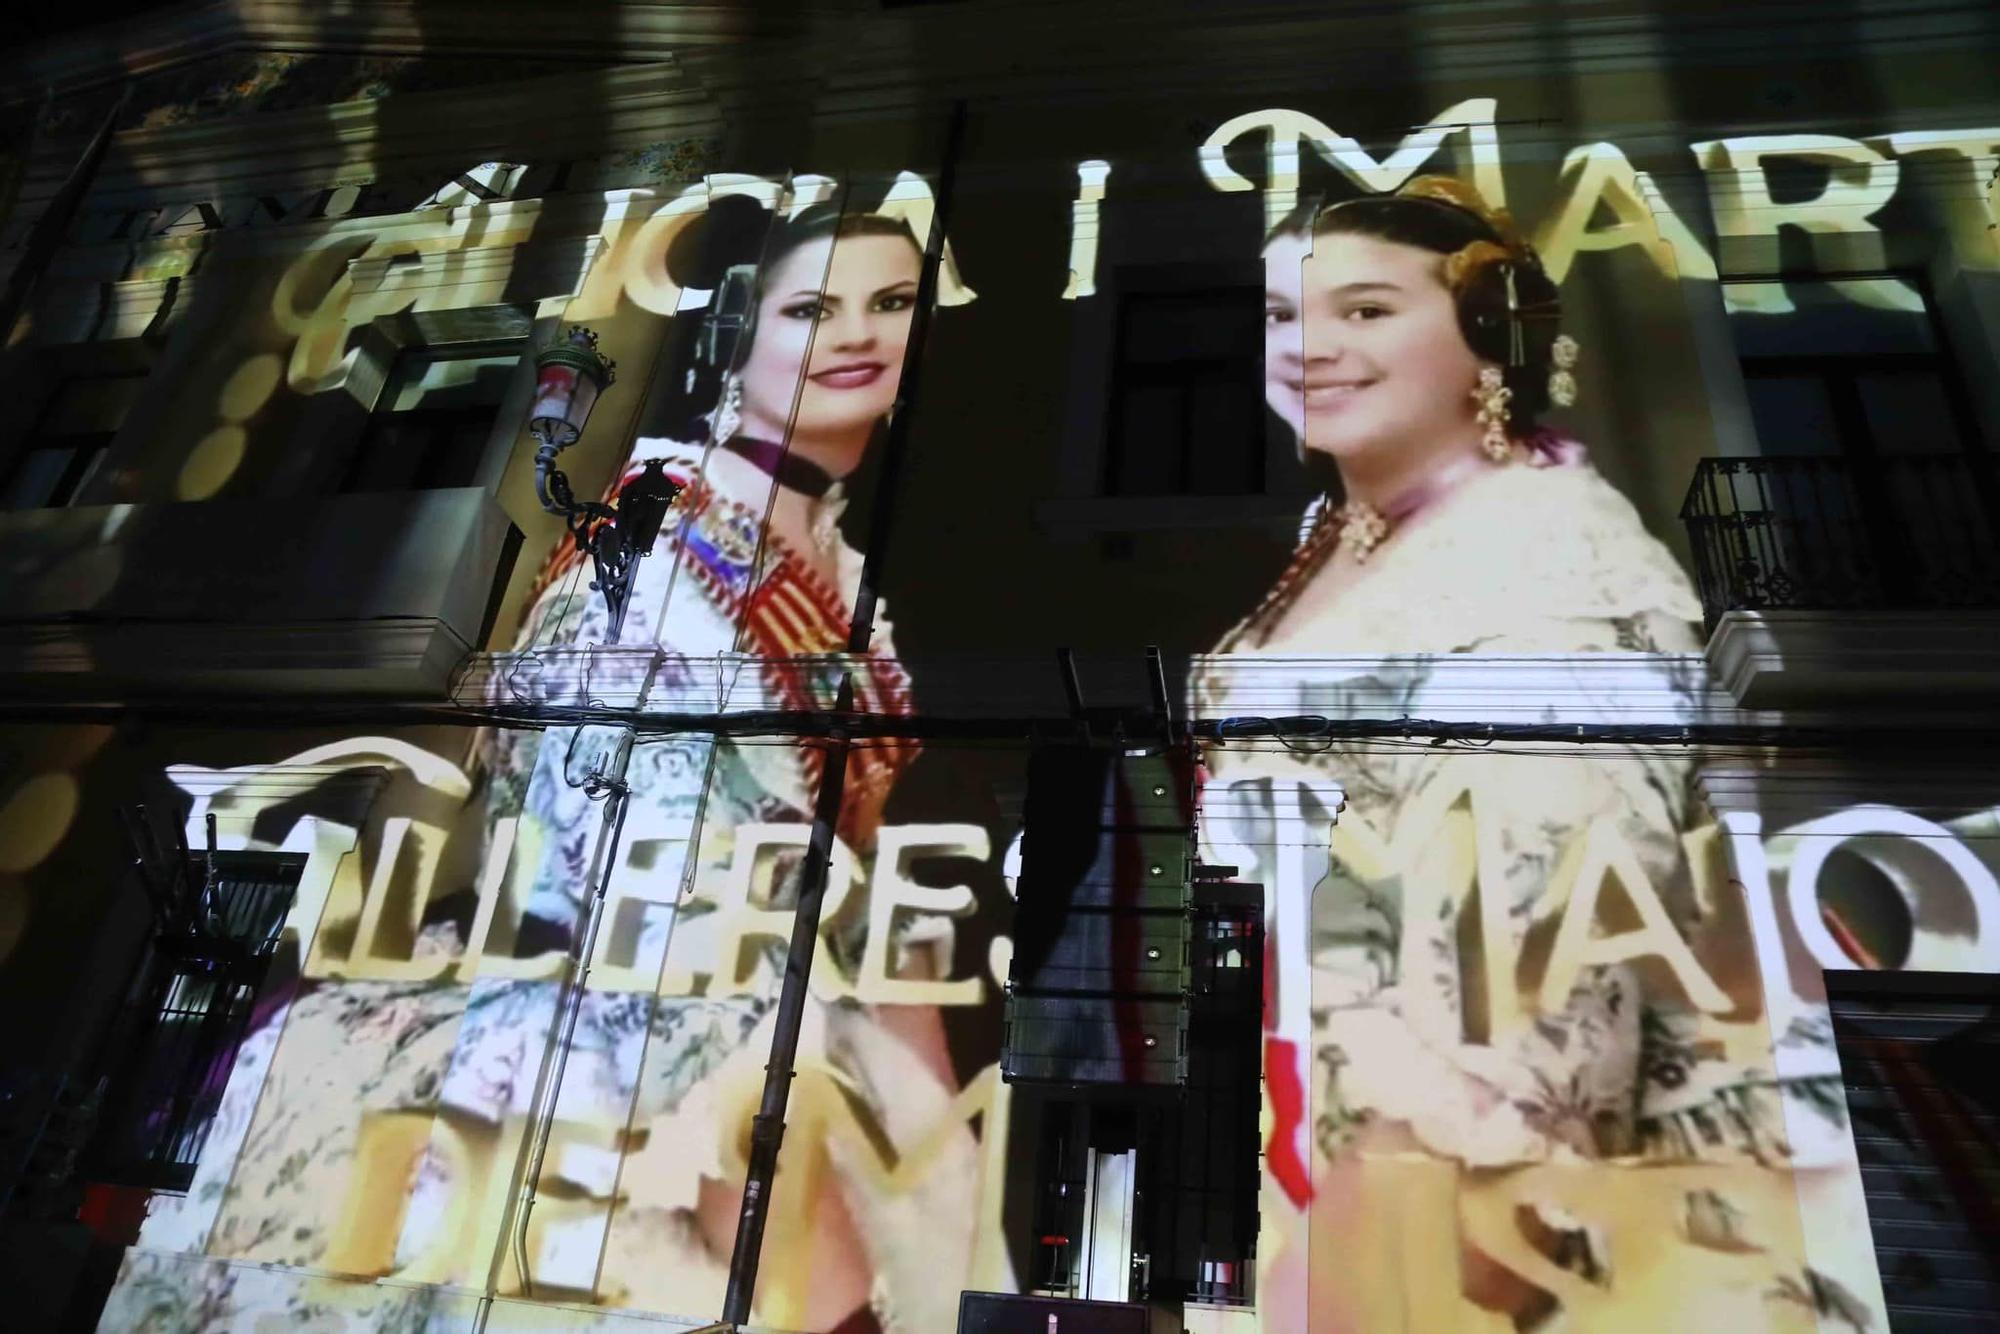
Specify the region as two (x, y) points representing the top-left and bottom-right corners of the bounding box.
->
(876, 169), (979, 306)
(343, 816), (456, 982)
(1538, 816), (1731, 1015)
(455, 816), (519, 979)
(857, 824), (988, 1005)
(1320, 98), (1507, 209)
(226, 188), (337, 229)
(278, 237), (383, 394)
(413, 162), (528, 211)
(326, 1110), (453, 1277)
(1780, 805), (2000, 973)
(706, 821), (860, 998)
(1692, 134), (1919, 311)
(617, 175), (780, 318)
(582, 829), (694, 993)
(1201, 108), (1326, 227)
(1536, 142), (1718, 284)
(151, 201), (225, 236)
(1202, 100), (1506, 231)
(1062, 160), (1111, 300)
(326, 1109), (610, 1291)
(710, 1059), (1001, 1198)
(1882, 128), (2000, 253)
(1385, 771), (1530, 1041)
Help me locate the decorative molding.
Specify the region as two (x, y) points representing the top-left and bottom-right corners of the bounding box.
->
(453, 649), (1761, 723)
(8, 61), (723, 223)
(0, 618), (472, 699)
(0, 2), (773, 105)
(32, 274), (195, 345)
(1698, 760), (2000, 823)
(166, 762), (393, 804)
(10, 0), (1995, 134)
(1707, 609), (2000, 709)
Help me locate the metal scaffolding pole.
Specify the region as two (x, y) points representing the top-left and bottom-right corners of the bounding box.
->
(719, 676), (853, 1327)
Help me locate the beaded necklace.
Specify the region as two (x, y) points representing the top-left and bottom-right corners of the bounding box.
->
(1214, 449), (1523, 658)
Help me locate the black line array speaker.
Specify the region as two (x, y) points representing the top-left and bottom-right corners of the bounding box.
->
(1002, 746), (1195, 1089)
(957, 1290), (1150, 1333)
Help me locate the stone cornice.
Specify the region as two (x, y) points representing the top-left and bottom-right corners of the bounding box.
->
(1707, 610), (2000, 710)
(0, 617), (473, 700)
(11, 0), (1996, 118)
(10, 61), (723, 216)
(1698, 760), (2000, 823)
(8, 0), (1997, 221)
(445, 647), (1996, 734)
(1, 1), (784, 106)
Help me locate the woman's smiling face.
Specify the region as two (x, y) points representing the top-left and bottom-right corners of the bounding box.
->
(1265, 230), (1487, 466)
(735, 232), (921, 462)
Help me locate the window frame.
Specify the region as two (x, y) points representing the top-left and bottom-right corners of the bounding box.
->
(278, 303), (539, 498)
(338, 335), (530, 495)
(84, 849), (305, 1195)
(0, 340), (156, 511)
(1725, 268), (1985, 460)
(1101, 283), (1269, 500)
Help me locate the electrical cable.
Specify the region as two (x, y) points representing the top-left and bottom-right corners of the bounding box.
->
(21, 690), (2000, 757)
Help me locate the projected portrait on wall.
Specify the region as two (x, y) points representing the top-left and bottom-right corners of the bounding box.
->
(468, 196), (987, 1332)
(1189, 177), (1829, 1331)
(1204, 174), (1702, 665)
(498, 201), (926, 877)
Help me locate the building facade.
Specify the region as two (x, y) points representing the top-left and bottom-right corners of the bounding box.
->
(2, 2), (1998, 1331)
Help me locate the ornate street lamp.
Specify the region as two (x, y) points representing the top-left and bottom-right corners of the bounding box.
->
(529, 327), (681, 640)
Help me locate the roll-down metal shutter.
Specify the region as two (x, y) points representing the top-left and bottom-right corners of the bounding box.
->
(1827, 972), (2000, 1331)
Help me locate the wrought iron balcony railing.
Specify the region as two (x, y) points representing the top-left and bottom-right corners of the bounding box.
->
(1681, 454), (2000, 630)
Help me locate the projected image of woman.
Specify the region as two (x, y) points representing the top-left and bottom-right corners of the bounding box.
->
(1196, 180), (1802, 1329)
(477, 207), (989, 1332)
(1216, 174), (1699, 659)
(522, 204), (921, 664)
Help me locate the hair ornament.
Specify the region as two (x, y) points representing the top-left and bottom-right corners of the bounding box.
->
(1395, 175), (1522, 245)
(1504, 265), (1525, 366)
(711, 373), (743, 445)
(1548, 334), (1580, 408)
(1472, 366), (1515, 462)
(1396, 176), (1551, 367)
(1442, 239), (1512, 294)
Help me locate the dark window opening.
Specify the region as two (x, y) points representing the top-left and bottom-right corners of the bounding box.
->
(1715, 277), (2000, 607)
(1103, 287), (1265, 497)
(1727, 276), (1980, 459)
(1, 374), (144, 510)
(340, 343), (521, 493)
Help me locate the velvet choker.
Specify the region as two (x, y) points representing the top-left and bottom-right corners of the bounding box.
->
(720, 435), (836, 498)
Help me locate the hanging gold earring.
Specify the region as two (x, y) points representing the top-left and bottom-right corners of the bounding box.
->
(1472, 366), (1514, 462)
(1548, 334), (1579, 408)
(711, 373), (743, 445)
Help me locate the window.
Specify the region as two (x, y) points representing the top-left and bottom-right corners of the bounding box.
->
(1720, 279), (2000, 602)
(1103, 287), (1265, 497)
(88, 852), (303, 1192)
(1, 374), (144, 509)
(339, 343), (522, 493)
(1727, 278), (1978, 458)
